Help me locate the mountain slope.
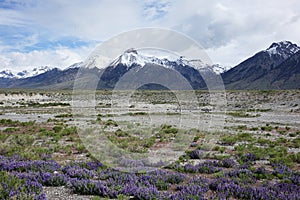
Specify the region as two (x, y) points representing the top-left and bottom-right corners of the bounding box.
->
(222, 41), (300, 89)
(0, 50), (214, 90)
(268, 50), (300, 89)
(6, 68), (79, 89)
(0, 66), (54, 79)
(96, 49), (213, 90)
(0, 41), (299, 90)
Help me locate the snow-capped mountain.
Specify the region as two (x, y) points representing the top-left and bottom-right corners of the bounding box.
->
(66, 62), (84, 70)
(106, 48), (227, 74)
(16, 66), (55, 78)
(222, 40), (300, 89)
(265, 41), (300, 59)
(0, 40), (299, 90)
(96, 49), (219, 90)
(0, 70), (15, 79)
(0, 66), (55, 79)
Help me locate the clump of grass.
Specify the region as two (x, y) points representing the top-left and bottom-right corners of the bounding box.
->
(55, 113), (73, 118)
(213, 145), (226, 153)
(261, 124), (273, 131)
(227, 111), (260, 118)
(246, 108), (271, 112)
(220, 133), (254, 145)
(128, 112), (147, 116)
(156, 124), (178, 142)
(105, 119), (118, 126)
(24, 101), (70, 107)
(3, 127), (20, 133)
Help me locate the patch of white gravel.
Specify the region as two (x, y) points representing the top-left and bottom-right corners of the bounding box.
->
(43, 186), (93, 200)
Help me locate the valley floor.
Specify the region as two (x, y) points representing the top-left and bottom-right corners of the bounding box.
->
(0, 89), (299, 199)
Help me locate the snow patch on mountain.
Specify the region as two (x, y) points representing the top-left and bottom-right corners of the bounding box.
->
(265, 41), (300, 59)
(0, 70), (15, 78)
(83, 54), (112, 69)
(108, 48), (227, 74)
(65, 62), (84, 70)
(0, 66), (54, 79)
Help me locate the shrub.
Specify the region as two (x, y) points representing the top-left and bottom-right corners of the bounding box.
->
(53, 125), (63, 133)
(261, 125), (273, 131)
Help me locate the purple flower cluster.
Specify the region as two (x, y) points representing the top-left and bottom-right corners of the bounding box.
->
(62, 165), (95, 179)
(241, 153), (257, 163)
(210, 178), (300, 200)
(1, 155), (300, 200)
(272, 164), (300, 185)
(181, 162), (221, 174)
(0, 156), (60, 173)
(226, 168), (256, 184)
(69, 178), (117, 198)
(170, 177), (210, 200)
(172, 159), (236, 174)
(189, 149), (203, 159)
(0, 170), (45, 200)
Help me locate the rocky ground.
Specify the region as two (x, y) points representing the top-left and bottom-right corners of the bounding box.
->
(0, 89), (299, 199)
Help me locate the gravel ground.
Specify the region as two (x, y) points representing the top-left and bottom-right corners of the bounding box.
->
(43, 186), (93, 200)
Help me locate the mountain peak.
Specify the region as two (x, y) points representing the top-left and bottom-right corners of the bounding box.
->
(124, 48), (138, 54)
(265, 40), (300, 59)
(107, 49), (227, 74)
(0, 69), (15, 79)
(0, 66), (55, 79)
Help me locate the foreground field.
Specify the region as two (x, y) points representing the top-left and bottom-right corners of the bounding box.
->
(0, 89), (299, 199)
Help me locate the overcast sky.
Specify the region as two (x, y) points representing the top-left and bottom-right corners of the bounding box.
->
(1, 0), (300, 72)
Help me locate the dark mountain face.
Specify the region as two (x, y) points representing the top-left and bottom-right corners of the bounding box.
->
(0, 78), (13, 88)
(222, 52), (272, 84)
(270, 51), (300, 89)
(98, 63), (139, 89)
(97, 62), (207, 90)
(222, 41), (300, 90)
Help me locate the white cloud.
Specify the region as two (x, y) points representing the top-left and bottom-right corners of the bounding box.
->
(1, 0), (300, 69)
(0, 45), (94, 72)
(162, 0), (300, 66)
(21, 0), (144, 41)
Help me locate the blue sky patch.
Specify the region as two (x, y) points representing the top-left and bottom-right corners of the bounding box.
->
(0, 25), (96, 53)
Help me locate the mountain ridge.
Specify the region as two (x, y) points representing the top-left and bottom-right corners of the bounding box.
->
(222, 40), (300, 90)
(0, 66), (55, 79)
(0, 40), (299, 90)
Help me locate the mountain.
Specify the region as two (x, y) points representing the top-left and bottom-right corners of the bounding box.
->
(0, 70), (15, 79)
(0, 66), (54, 79)
(0, 41), (299, 90)
(0, 50), (218, 90)
(262, 50), (300, 89)
(222, 41), (300, 90)
(4, 68), (80, 89)
(95, 49), (222, 90)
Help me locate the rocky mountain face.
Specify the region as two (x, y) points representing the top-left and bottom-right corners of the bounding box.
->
(0, 49), (219, 90)
(96, 49), (215, 90)
(0, 41), (299, 90)
(222, 41), (300, 90)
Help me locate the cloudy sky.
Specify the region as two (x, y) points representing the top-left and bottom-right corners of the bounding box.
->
(1, 0), (300, 72)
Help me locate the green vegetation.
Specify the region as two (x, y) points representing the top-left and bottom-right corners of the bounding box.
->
(0, 118), (78, 160)
(19, 101), (70, 107)
(0, 89), (299, 199)
(54, 113), (73, 118)
(128, 112), (148, 116)
(227, 111), (260, 118)
(220, 133), (255, 145)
